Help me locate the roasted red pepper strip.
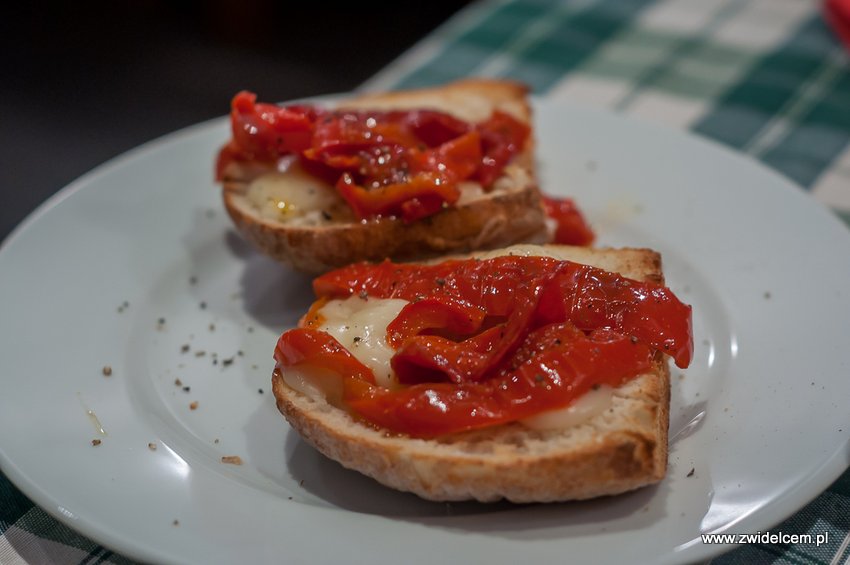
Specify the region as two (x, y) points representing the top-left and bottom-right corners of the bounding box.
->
(336, 172), (460, 223)
(275, 328), (376, 385)
(390, 326), (503, 385)
(386, 296), (487, 349)
(475, 110), (531, 186)
(230, 91), (319, 161)
(343, 324), (654, 438)
(535, 263), (693, 368)
(391, 281), (541, 384)
(542, 195), (595, 246)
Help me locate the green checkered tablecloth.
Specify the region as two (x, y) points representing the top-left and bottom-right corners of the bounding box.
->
(2, 0), (849, 563)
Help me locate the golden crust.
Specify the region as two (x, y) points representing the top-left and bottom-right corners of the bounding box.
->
(271, 245), (673, 502)
(219, 79), (546, 274)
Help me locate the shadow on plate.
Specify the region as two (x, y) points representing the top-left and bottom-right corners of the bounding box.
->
(228, 230), (315, 331)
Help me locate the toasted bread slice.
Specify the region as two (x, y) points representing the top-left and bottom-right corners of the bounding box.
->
(272, 244), (671, 502)
(221, 80), (547, 273)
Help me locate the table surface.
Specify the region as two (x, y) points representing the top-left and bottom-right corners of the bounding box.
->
(2, 1), (849, 563)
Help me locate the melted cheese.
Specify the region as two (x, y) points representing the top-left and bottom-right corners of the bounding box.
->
(519, 386), (613, 430)
(282, 367), (344, 407)
(316, 296), (409, 389)
(246, 161), (350, 225)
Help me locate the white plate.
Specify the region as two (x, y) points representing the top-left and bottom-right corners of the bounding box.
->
(1, 98), (849, 565)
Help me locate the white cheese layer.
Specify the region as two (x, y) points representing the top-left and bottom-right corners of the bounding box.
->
(519, 386), (613, 430)
(246, 161), (352, 225)
(316, 296), (409, 389)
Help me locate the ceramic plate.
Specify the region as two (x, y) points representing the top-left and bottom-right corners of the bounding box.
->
(1, 98), (849, 564)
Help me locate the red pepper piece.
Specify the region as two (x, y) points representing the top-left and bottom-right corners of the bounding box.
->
(542, 195), (595, 246)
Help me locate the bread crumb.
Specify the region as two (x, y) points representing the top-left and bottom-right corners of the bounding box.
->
(181, 344), (190, 353)
(189, 401), (199, 410)
(102, 365), (112, 377)
(91, 439), (102, 446)
(174, 378), (182, 386)
(221, 455), (243, 465)
(148, 442), (157, 451)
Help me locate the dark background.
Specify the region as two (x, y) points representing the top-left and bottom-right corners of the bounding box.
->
(0, 1), (468, 242)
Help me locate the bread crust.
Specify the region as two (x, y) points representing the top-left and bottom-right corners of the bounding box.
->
(220, 79), (546, 274)
(272, 245), (672, 502)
